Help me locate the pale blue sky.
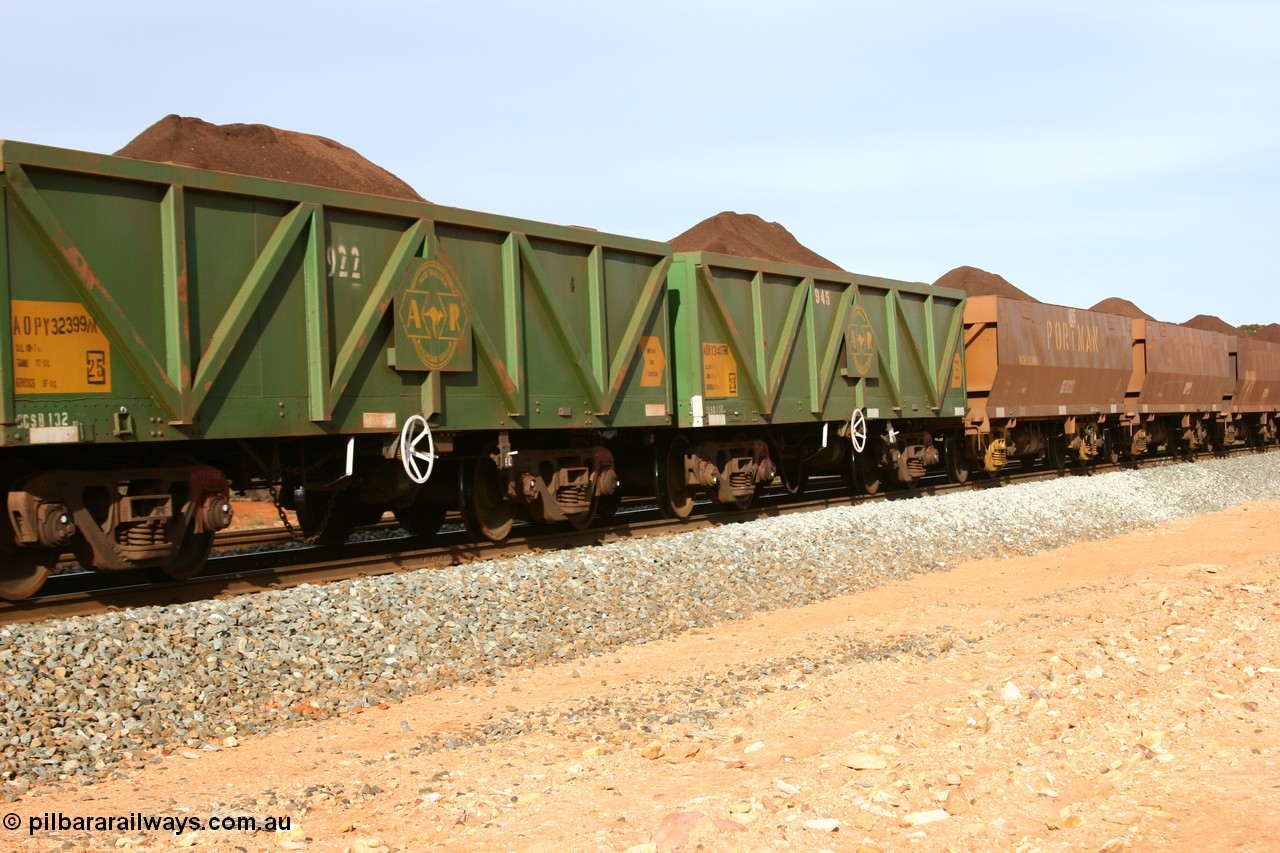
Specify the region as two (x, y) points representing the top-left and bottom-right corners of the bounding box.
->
(4, 1), (1277, 326)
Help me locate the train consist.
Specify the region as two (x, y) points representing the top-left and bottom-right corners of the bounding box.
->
(2, 140), (1277, 600)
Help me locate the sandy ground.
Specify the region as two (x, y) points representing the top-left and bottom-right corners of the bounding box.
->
(6, 499), (1278, 853)
(228, 498), (296, 530)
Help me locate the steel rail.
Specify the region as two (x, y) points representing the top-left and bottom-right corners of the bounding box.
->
(2, 445), (1262, 625)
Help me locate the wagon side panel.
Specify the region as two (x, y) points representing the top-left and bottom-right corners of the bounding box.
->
(1133, 321), (1233, 413)
(853, 277), (967, 423)
(0, 142), (673, 451)
(1233, 337), (1280, 412)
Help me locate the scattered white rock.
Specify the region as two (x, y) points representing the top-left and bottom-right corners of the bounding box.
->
(902, 809), (950, 827)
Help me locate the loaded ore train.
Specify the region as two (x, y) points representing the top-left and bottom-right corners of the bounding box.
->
(2, 138), (1278, 600)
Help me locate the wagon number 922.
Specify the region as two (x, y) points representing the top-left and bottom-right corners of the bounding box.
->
(326, 244), (362, 281)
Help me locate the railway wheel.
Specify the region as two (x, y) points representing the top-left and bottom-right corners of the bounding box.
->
(1046, 433), (1068, 474)
(654, 436), (696, 519)
(945, 431), (971, 484)
(0, 548), (56, 601)
(1213, 424), (1230, 458)
(295, 490), (358, 546)
(161, 528), (215, 580)
(596, 492), (622, 523)
(853, 451), (882, 496)
(1248, 423), (1268, 453)
(460, 452), (515, 542)
(1244, 423), (1261, 453)
(0, 462), (57, 600)
(152, 453), (222, 578)
(780, 459), (809, 495)
(1101, 429), (1121, 465)
(393, 501), (447, 538)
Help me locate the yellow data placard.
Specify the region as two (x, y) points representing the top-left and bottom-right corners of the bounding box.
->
(10, 301), (111, 394)
(702, 342), (738, 399)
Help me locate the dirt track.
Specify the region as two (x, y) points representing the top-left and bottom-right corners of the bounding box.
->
(8, 500), (1280, 853)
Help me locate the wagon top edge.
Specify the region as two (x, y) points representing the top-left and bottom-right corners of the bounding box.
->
(0, 139), (671, 256)
(1131, 317), (1237, 349)
(963, 294), (1137, 331)
(673, 249), (964, 301)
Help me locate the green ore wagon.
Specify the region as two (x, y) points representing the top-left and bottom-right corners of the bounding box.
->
(0, 141), (672, 597)
(653, 252), (968, 516)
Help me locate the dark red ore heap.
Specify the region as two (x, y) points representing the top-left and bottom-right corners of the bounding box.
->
(1090, 297), (1155, 320)
(116, 114), (425, 201)
(670, 211), (843, 271)
(933, 266), (1039, 302)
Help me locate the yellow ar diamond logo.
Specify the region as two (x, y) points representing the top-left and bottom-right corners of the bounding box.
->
(397, 258), (471, 372)
(848, 303), (876, 377)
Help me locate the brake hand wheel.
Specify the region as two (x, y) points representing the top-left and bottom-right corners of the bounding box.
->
(850, 408), (868, 454)
(400, 414), (436, 484)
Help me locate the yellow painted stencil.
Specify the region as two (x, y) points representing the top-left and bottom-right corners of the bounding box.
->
(10, 301), (111, 394)
(702, 342), (738, 399)
(639, 336), (666, 388)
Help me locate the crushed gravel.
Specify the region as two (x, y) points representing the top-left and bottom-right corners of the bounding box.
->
(3, 453), (1279, 793)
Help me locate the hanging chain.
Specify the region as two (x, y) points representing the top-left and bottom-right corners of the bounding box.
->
(268, 483), (337, 545)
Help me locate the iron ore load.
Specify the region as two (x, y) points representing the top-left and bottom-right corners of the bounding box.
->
(2, 130), (1278, 601)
